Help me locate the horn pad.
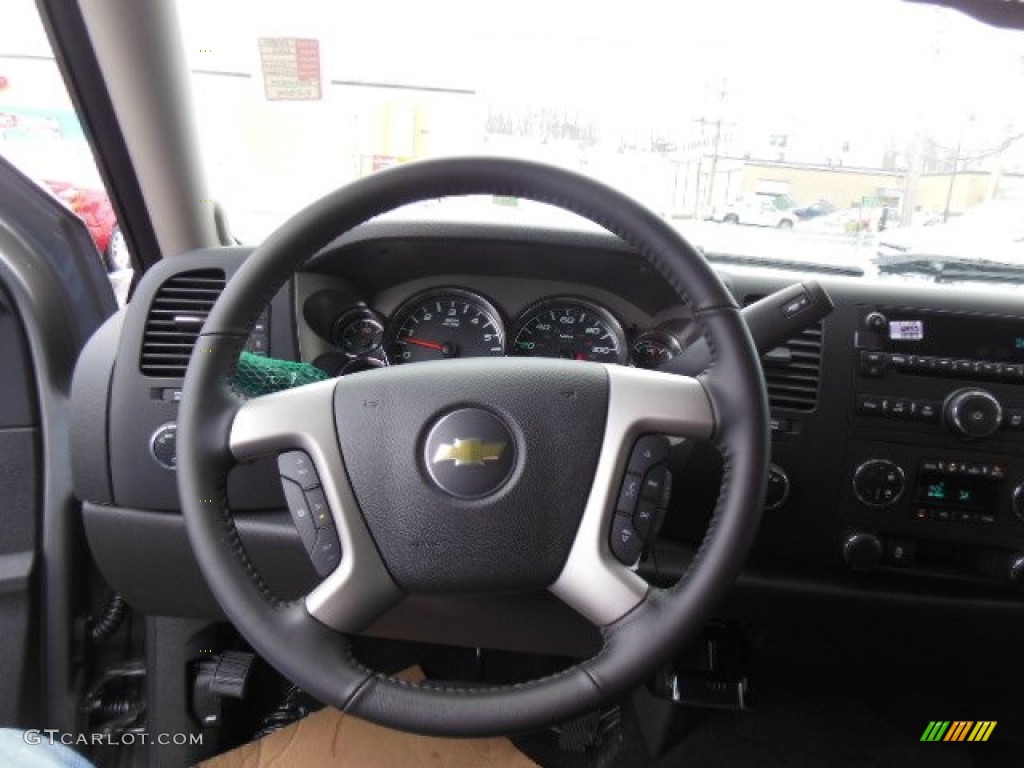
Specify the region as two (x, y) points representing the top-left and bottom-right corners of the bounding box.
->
(334, 358), (608, 595)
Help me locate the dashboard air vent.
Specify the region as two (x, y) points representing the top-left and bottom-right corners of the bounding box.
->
(745, 296), (823, 412)
(140, 269), (226, 377)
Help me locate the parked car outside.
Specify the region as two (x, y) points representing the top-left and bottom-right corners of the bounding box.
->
(710, 194), (799, 229)
(793, 199), (836, 220)
(42, 179), (128, 271)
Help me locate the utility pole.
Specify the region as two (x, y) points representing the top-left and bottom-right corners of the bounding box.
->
(703, 81), (727, 217)
(691, 80), (727, 220)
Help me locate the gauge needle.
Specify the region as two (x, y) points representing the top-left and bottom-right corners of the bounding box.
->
(402, 337), (444, 351)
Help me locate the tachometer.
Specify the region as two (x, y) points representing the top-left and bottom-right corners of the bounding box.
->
(512, 299), (627, 365)
(388, 289), (505, 364)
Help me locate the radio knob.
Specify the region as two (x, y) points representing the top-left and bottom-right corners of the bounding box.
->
(1012, 484), (1024, 523)
(843, 532), (883, 571)
(852, 459), (905, 507)
(864, 311), (888, 333)
(945, 388), (1002, 439)
(1008, 554), (1024, 588)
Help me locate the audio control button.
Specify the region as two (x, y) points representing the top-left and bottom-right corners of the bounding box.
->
(857, 394), (883, 415)
(946, 389), (1003, 439)
(916, 401), (939, 422)
(1004, 409), (1024, 429)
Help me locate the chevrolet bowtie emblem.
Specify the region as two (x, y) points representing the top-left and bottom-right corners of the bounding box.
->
(432, 438), (507, 466)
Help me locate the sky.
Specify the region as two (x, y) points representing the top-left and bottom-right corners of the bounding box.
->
(3, 0), (1022, 148)
(169, 0), (1024, 143)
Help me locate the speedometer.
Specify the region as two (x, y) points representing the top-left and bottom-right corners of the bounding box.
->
(388, 289), (505, 364)
(512, 299), (628, 365)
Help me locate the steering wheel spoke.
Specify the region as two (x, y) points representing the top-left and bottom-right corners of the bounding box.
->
(229, 380), (401, 632)
(550, 366), (715, 627)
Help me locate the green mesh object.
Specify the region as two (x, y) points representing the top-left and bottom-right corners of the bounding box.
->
(233, 352), (328, 398)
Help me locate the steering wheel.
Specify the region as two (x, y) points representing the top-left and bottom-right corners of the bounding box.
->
(178, 157), (769, 737)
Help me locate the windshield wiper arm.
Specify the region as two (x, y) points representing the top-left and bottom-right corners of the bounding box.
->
(704, 251), (865, 277)
(877, 255), (1024, 283)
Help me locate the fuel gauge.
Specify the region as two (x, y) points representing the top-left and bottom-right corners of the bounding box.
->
(631, 331), (682, 369)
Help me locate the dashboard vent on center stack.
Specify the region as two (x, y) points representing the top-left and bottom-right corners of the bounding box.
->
(745, 296), (823, 412)
(140, 269), (226, 377)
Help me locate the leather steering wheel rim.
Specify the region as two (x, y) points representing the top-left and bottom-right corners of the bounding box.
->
(178, 156), (769, 736)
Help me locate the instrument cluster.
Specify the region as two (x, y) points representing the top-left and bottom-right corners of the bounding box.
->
(313, 287), (687, 376)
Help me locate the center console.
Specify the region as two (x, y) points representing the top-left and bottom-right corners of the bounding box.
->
(842, 306), (1024, 587)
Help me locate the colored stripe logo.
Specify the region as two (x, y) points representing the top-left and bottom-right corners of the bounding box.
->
(921, 721), (996, 742)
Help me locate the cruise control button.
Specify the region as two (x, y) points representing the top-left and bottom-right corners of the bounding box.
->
(617, 473), (643, 515)
(633, 499), (657, 539)
(278, 450), (319, 490)
(641, 465), (668, 501)
(609, 514), (643, 565)
(305, 487), (332, 529)
(309, 526), (342, 576)
(281, 477), (318, 552)
(627, 435), (670, 475)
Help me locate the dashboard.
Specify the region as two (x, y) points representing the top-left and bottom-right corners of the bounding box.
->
(70, 218), (1024, 654)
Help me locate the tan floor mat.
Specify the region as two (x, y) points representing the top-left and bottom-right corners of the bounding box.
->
(201, 669), (539, 768)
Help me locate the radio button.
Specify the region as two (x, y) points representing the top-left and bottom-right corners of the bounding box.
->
(975, 513), (996, 525)
(916, 401), (940, 421)
(955, 511), (973, 524)
(889, 399), (910, 417)
(890, 354), (909, 368)
(860, 351), (888, 377)
(953, 360), (975, 374)
(911, 355), (935, 371)
(1004, 409), (1024, 429)
(857, 394), (884, 415)
(932, 508), (952, 522)
(1002, 364), (1024, 380)
(935, 358), (954, 373)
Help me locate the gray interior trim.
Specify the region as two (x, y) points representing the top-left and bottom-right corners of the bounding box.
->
(0, 223), (83, 731)
(77, 0), (219, 256)
(550, 366), (715, 626)
(0, 552), (34, 596)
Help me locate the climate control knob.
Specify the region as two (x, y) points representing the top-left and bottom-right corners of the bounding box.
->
(945, 388), (1002, 439)
(852, 459), (905, 507)
(843, 532), (883, 571)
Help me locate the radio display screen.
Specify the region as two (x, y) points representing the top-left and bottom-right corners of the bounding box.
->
(884, 310), (1024, 363)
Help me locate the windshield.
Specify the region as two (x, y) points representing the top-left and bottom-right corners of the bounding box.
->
(140, 1), (1024, 277)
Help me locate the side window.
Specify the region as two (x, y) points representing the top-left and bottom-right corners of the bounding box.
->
(0, 0), (132, 304)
